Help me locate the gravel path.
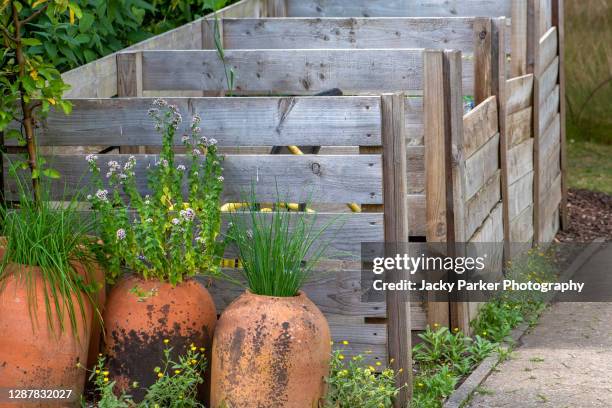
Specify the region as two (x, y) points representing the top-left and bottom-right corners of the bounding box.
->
(468, 245), (612, 408)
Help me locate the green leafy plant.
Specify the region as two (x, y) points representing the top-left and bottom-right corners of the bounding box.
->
(0, 0), (79, 200)
(84, 343), (206, 407)
(323, 347), (401, 408)
(411, 366), (458, 408)
(226, 191), (338, 297)
(0, 173), (100, 334)
(86, 99), (225, 284)
(143, 0), (230, 35)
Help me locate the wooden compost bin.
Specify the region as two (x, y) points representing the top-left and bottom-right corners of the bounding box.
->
(4, 93), (415, 404)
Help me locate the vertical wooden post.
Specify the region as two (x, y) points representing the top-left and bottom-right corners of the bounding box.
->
(443, 50), (470, 334)
(266, 0), (287, 17)
(491, 18), (512, 260)
(424, 49), (450, 328)
(381, 93), (412, 406)
(473, 18), (493, 104)
(552, 0), (568, 230)
(530, 0), (542, 243)
(117, 52), (144, 154)
(511, 0), (529, 76)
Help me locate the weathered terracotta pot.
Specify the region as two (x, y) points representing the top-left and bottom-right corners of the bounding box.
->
(0, 264), (94, 408)
(103, 275), (217, 400)
(211, 290), (331, 408)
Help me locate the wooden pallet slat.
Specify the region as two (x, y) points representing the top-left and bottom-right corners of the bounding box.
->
(506, 74), (534, 114)
(462, 95), (498, 158)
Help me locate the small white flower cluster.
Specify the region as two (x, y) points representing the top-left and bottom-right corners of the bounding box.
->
(116, 228), (126, 241)
(106, 160), (122, 178)
(177, 164), (186, 172)
(180, 208), (195, 221)
(86, 154), (98, 164)
(95, 189), (109, 202)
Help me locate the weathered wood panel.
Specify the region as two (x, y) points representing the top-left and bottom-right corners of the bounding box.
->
(463, 96), (498, 158)
(286, 0), (512, 18)
(465, 171), (502, 240)
(538, 173), (562, 242)
(61, 0), (264, 98)
(539, 0), (553, 36)
(539, 143), (561, 194)
(469, 203), (504, 244)
(539, 27), (558, 71)
(539, 113), (560, 162)
(507, 138), (534, 185)
(464, 133), (500, 200)
(136, 49), (473, 95)
(408, 194), (426, 236)
(538, 57), (559, 101)
(221, 17), (476, 52)
(25, 97), (383, 147)
(538, 85), (560, 134)
(508, 170), (534, 220)
(509, 204), (534, 243)
(407, 146), (425, 194)
(4, 154), (383, 204)
(507, 106), (533, 148)
(511, 0), (528, 76)
(405, 96), (425, 145)
(506, 74), (533, 114)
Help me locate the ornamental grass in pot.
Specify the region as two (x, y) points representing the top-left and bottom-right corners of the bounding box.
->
(211, 195), (337, 408)
(86, 100), (224, 400)
(0, 180), (102, 406)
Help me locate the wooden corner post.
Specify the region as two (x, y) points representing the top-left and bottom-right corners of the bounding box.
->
(473, 18), (493, 104)
(529, 0), (542, 243)
(381, 93), (412, 406)
(424, 49), (450, 328)
(552, 0), (568, 230)
(117, 52), (144, 154)
(491, 17), (512, 260)
(442, 50), (470, 334)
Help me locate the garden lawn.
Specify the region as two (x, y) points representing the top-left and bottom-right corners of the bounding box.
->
(567, 140), (612, 195)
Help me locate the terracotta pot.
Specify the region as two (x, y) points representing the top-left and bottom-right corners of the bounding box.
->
(211, 290), (331, 408)
(0, 264), (94, 408)
(103, 275), (217, 400)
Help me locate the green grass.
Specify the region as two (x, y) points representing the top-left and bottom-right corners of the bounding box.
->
(567, 139), (612, 194)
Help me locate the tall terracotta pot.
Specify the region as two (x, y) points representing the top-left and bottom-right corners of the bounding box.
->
(103, 275), (217, 400)
(211, 291), (331, 408)
(0, 264), (94, 408)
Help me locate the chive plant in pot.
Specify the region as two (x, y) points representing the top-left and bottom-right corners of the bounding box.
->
(86, 99), (224, 400)
(0, 178), (101, 404)
(211, 197), (336, 408)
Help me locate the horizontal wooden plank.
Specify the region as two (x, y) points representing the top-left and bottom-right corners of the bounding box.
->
(539, 143), (561, 195)
(463, 96), (499, 158)
(4, 154), (383, 204)
(61, 0), (263, 98)
(464, 133), (500, 200)
(506, 74), (533, 114)
(21, 97), (383, 147)
(507, 106), (532, 148)
(407, 146), (425, 194)
(468, 202), (504, 244)
(538, 173), (562, 242)
(507, 138), (534, 185)
(137, 49), (469, 95)
(539, 27), (558, 71)
(286, 0), (512, 17)
(539, 113), (560, 161)
(465, 171), (502, 240)
(508, 170), (533, 220)
(221, 17), (477, 52)
(538, 85), (560, 135)
(509, 203), (534, 243)
(538, 56), (559, 102)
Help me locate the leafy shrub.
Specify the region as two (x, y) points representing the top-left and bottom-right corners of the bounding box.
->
(86, 99), (224, 284)
(411, 366), (458, 408)
(324, 347), (401, 408)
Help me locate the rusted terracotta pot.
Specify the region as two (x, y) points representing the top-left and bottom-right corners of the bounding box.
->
(0, 264), (94, 408)
(103, 275), (217, 400)
(211, 290), (331, 408)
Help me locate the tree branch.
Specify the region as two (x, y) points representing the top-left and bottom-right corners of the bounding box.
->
(20, 3), (49, 25)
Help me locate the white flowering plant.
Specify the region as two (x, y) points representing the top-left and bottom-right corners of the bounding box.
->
(86, 99), (225, 284)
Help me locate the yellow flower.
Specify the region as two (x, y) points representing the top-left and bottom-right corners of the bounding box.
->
(104, 377), (109, 383)
(95, 370), (100, 374)
(482, 331), (487, 336)
(191, 346), (197, 351)
(342, 340), (349, 345)
(338, 354), (345, 360)
(103, 371), (109, 376)
(163, 339), (169, 344)
(157, 372), (163, 378)
(418, 382), (424, 387)
(375, 361), (382, 366)
(47, 97), (56, 105)
(175, 370), (181, 374)
(30, 70), (38, 80)
(433, 323), (439, 328)
(191, 359), (198, 365)
(368, 366), (376, 372)
(199, 347), (205, 352)
(453, 327), (459, 333)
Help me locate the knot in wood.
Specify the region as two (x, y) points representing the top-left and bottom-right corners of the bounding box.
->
(311, 162), (321, 175)
(479, 30), (487, 40)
